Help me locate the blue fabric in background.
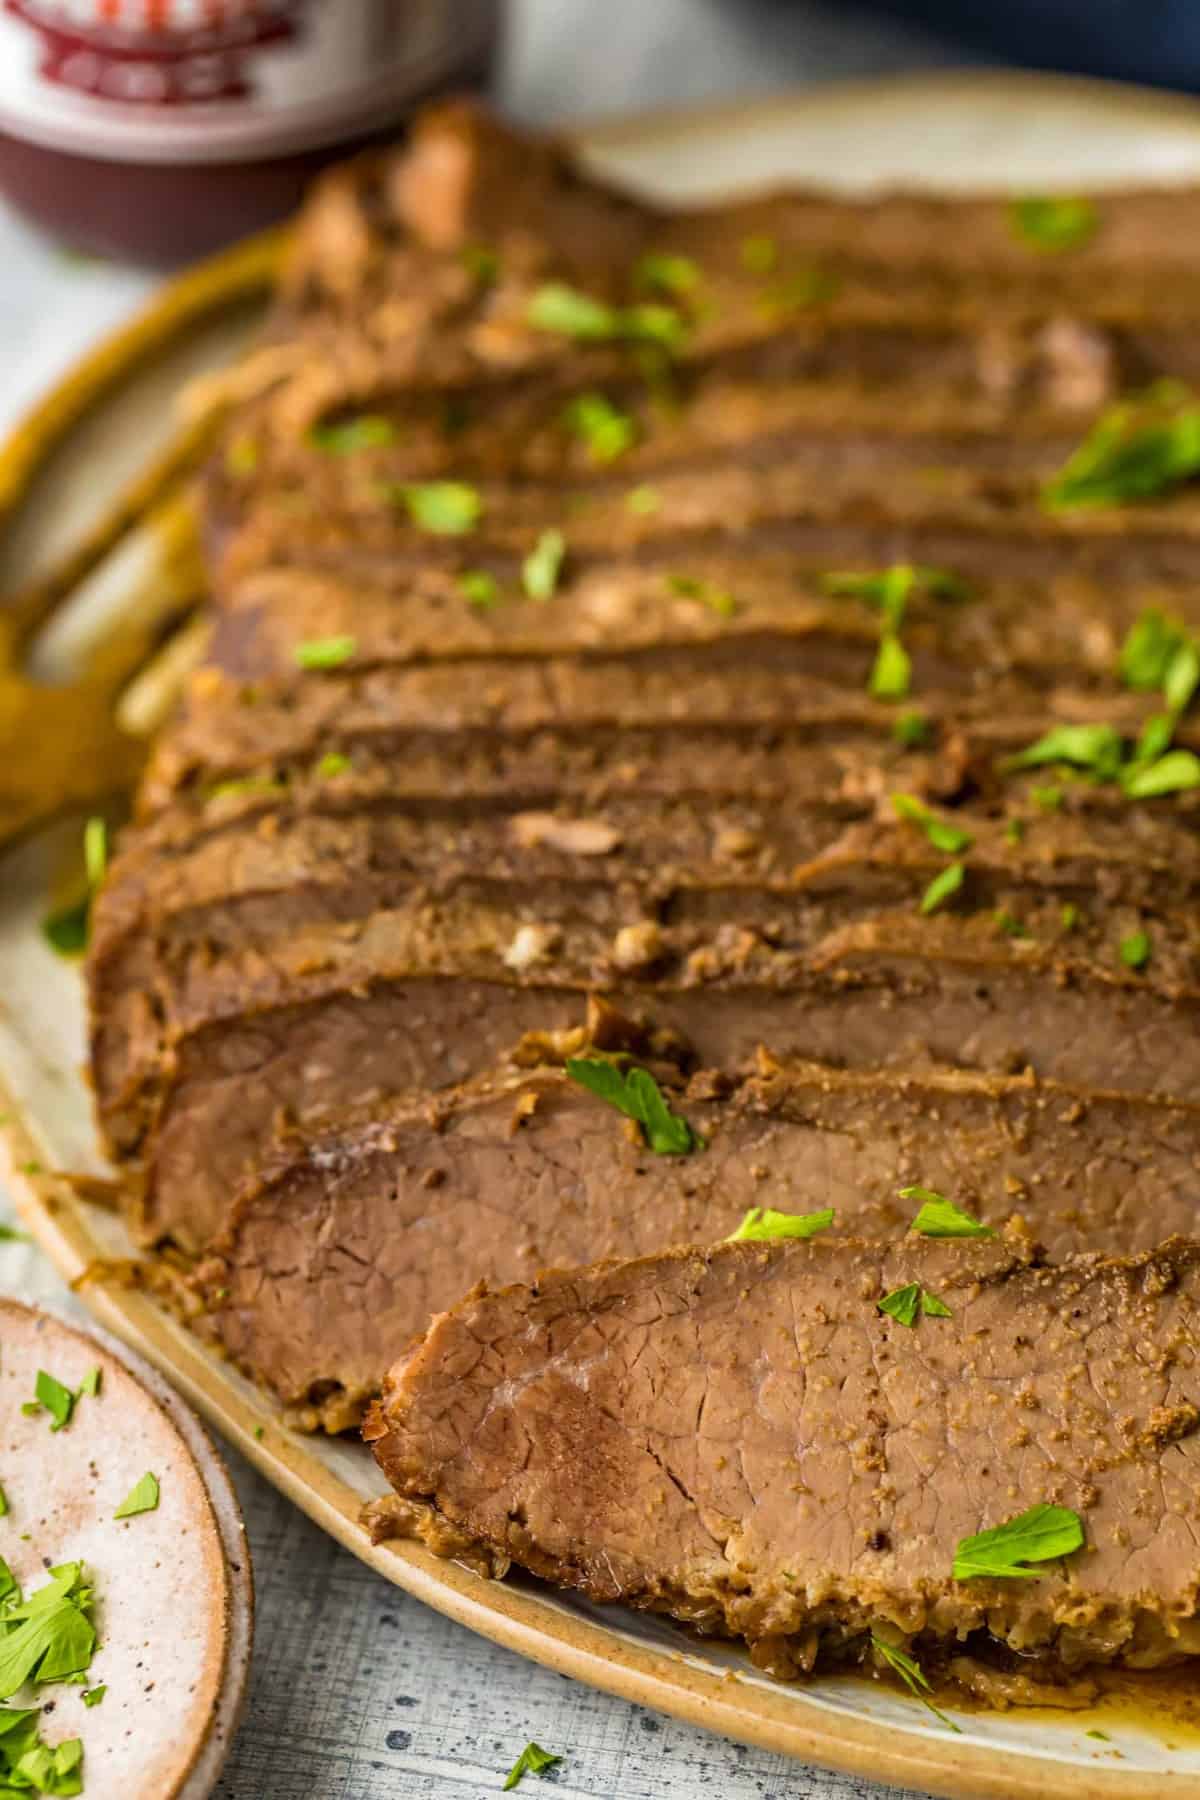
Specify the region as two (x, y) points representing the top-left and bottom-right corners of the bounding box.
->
(866, 1), (1184, 88)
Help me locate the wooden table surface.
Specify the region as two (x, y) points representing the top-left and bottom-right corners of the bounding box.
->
(0, 2), (965, 1793)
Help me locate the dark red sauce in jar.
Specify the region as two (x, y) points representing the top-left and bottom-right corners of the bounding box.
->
(0, 0), (502, 264)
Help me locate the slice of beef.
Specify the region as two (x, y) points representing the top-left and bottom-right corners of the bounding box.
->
(365, 1234), (1200, 1678)
(189, 1058), (1200, 1428)
(120, 895), (1200, 1239)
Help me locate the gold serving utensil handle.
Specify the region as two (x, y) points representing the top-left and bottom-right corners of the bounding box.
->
(0, 227), (287, 853)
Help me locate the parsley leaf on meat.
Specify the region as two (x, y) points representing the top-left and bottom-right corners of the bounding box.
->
(1122, 748), (1200, 797)
(294, 636), (356, 671)
(893, 710), (930, 748)
(918, 861), (964, 915)
(565, 1059), (700, 1155)
(903, 1189), (994, 1239)
(1119, 609), (1189, 691)
(1005, 723), (1124, 781)
(666, 573), (736, 617)
(952, 1503), (1085, 1581)
(635, 252), (700, 296)
(727, 1207), (835, 1242)
(308, 414), (395, 455)
(564, 391), (637, 463)
(400, 481), (482, 535)
(870, 1633), (962, 1732)
(870, 634), (911, 701)
(527, 284), (688, 353)
(42, 816), (107, 959)
(1042, 384), (1200, 511)
(877, 1283), (952, 1326)
(1119, 929), (1151, 970)
(522, 529), (566, 601)
(890, 793), (972, 854)
(458, 570), (500, 610)
(1009, 196), (1097, 252)
(29, 1373), (74, 1434)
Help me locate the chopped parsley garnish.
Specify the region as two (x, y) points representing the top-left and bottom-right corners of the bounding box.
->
(113, 1472), (159, 1520)
(294, 635), (356, 671)
(727, 1207), (834, 1243)
(890, 793), (972, 854)
(759, 267), (839, 312)
(564, 391), (636, 463)
(0, 1563), (95, 1699)
(458, 569), (500, 610)
(952, 1503), (1084, 1581)
(1060, 903), (1079, 931)
(460, 243), (499, 284)
(4, 1727), (84, 1795)
(1166, 640), (1200, 716)
(308, 413), (395, 456)
(42, 816), (107, 959)
(29, 1373), (74, 1434)
(919, 861), (964, 915)
(1031, 784), (1062, 812)
(666, 573), (736, 617)
(522, 529), (566, 601)
(993, 907), (1029, 939)
(1119, 929), (1151, 970)
(904, 1188), (994, 1239)
(565, 1058), (700, 1155)
(870, 634), (911, 701)
(870, 1633), (961, 1733)
(635, 252), (700, 296)
(76, 1368), (100, 1400)
(81, 1686), (106, 1707)
(626, 484), (661, 514)
(208, 774), (285, 805)
(526, 283), (687, 352)
(400, 481), (482, 535)
(892, 710), (930, 748)
(1122, 748), (1200, 797)
(739, 235), (777, 275)
(1006, 723), (1124, 781)
(820, 564), (970, 616)
(1119, 609), (1189, 691)
(503, 1741), (562, 1790)
(0, 1486), (7, 1519)
(1042, 384), (1200, 511)
(877, 1282), (952, 1327)
(316, 751), (351, 778)
(1009, 195), (1097, 252)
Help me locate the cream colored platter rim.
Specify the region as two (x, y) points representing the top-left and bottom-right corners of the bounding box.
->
(5, 68), (1200, 1800)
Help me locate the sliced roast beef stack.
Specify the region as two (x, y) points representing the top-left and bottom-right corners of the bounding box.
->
(365, 1235), (1200, 1681)
(87, 100), (1200, 1682)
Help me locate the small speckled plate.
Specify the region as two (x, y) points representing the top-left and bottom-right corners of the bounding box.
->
(0, 1299), (252, 1799)
(4, 68), (1200, 1800)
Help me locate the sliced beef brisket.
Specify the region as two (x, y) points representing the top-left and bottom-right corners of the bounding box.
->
(192, 1060), (1200, 1428)
(366, 1234), (1200, 1678)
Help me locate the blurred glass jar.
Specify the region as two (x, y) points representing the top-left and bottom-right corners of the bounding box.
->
(0, 0), (502, 264)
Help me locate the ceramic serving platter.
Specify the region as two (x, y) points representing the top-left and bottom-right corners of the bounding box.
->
(3, 70), (1200, 1800)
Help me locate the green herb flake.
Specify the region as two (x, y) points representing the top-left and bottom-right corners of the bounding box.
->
(1060, 903), (1079, 932)
(919, 861), (964, 916)
(952, 1502), (1085, 1581)
(1087, 1729), (1110, 1742)
(503, 1741), (562, 1790)
(626, 484), (661, 515)
(1006, 723), (1124, 781)
(460, 243), (499, 285)
(81, 1686), (106, 1708)
(666, 573), (736, 618)
(1010, 195), (1097, 252)
(400, 481), (482, 536)
(820, 564), (969, 613)
(877, 1282), (953, 1327)
(294, 635), (357, 672)
(904, 1189), (995, 1239)
(759, 267), (840, 313)
(526, 283), (687, 352)
(522, 529), (566, 602)
(207, 774), (284, 805)
(890, 793), (972, 854)
(42, 816), (108, 959)
(1031, 785), (1063, 812)
(0, 1563), (96, 1699)
(727, 1207), (835, 1243)
(1132, 712), (1175, 769)
(458, 570), (500, 610)
(564, 391), (637, 463)
(739, 235), (777, 275)
(565, 1058), (700, 1155)
(870, 633), (911, 702)
(994, 908), (1030, 940)
(113, 1472), (159, 1521)
(75, 1369), (100, 1400)
(1119, 609), (1187, 691)
(1042, 383), (1200, 512)
(1122, 748), (1200, 797)
(309, 414), (395, 456)
(1119, 929), (1151, 971)
(892, 710), (930, 748)
(635, 252), (700, 296)
(315, 752), (351, 779)
(1166, 639), (1200, 715)
(32, 1373), (73, 1434)
(0, 1486), (7, 1519)
(870, 1633), (961, 1733)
